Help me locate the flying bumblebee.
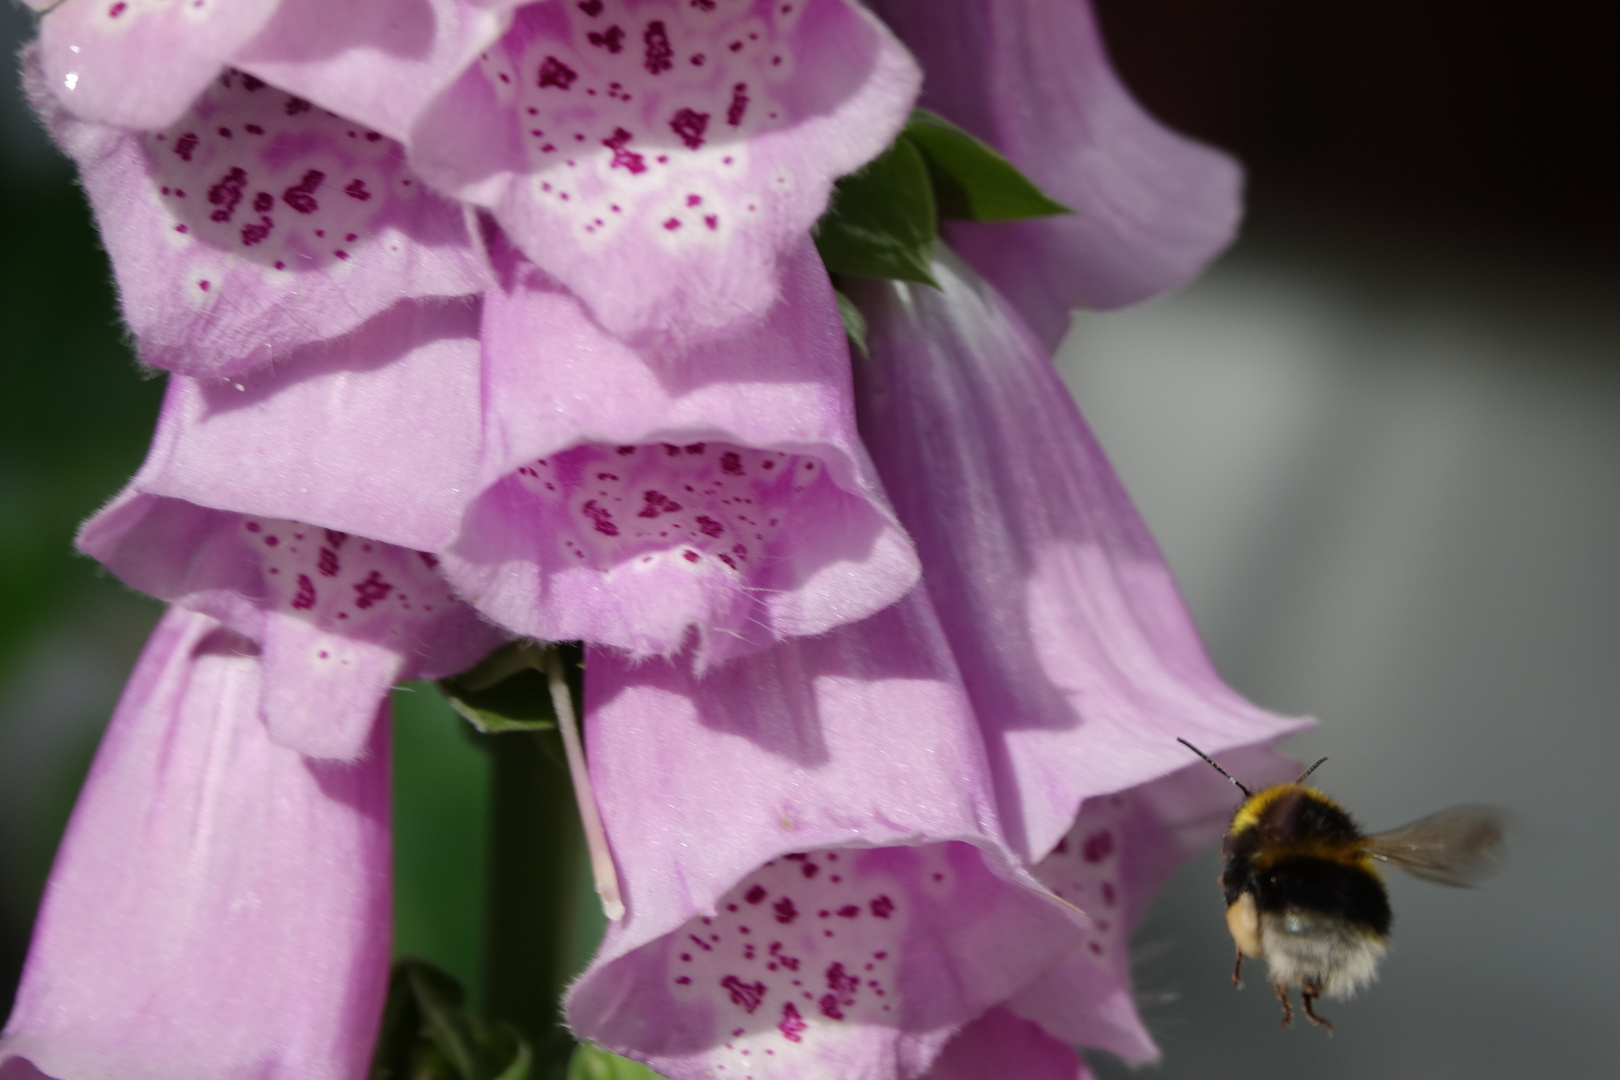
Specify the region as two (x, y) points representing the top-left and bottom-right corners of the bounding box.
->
(1177, 738), (1504, 1032)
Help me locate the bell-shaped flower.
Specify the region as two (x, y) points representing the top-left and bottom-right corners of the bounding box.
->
(847, 248), (1310, 1064)
(867, 0), (1243, 348)
(406, 0), (920, 347)
(31, 0), (921, 360)
(567, 589), (1089, 1080)
(0, 606), (391, 1080)
(77, 298), (505, 760)
(442, 235), (918, 666)
(26, 54), (491, 378)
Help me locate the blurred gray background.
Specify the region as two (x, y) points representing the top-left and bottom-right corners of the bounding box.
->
(2, 0), (1617, 1076)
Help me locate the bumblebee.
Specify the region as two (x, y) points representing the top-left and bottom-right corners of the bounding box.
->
(1178, 738), (1504, 1032)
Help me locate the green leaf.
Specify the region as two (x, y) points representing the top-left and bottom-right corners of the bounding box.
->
(486, 1023), (535, 1080)
(834, 289), (869, 357)
(566, 1043), (665, 1080)
(437, 641), (583, 735)
(370, 960), (539, 1080)
(901, 109), (1071, 222)
(813, 136), (938, 284)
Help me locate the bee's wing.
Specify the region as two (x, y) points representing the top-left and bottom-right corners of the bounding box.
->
(1362, 804), (1506, 887)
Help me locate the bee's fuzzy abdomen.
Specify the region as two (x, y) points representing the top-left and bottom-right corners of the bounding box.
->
(1254, 855), (1393, 937)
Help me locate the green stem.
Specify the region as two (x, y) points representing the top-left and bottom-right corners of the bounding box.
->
(482, 730), (583, 1075)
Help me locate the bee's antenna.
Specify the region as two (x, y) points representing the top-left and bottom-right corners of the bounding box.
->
(1177, 738), (1251, 797)
(1294, 756), (1330, 785)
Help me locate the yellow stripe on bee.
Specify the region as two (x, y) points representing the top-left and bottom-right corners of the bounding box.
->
(1229, 783), (1380, 874)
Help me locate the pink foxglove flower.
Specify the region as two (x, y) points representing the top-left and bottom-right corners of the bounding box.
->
(34, 0), (921, 353)
(0, 607), (391, 1080)
(443, 233), (918, 666)
(848, 250), (1309, 1071)
(27, 0), (924, 661)
(568, 590), (1088, 1080)
(868, 0), (1243, 349)
(76, 298), (504, 761)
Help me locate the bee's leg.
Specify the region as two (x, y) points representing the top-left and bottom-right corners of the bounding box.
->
(1300, 984), (1334, 1035)
(1232, 948), (1244, 987)
(1272, 983), (1294, 1027)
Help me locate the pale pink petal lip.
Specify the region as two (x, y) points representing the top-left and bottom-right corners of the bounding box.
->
(37, 0), (281, 130)
(920, 1007), (1090, 1080)
(567, 590), (1087, 1080)
(409, 0), (921, 347)
(869, 0), (1243, 347)
(27, 53), (489, 380)
(0, 607), (391, 1080)
(236, 0), (527, 144)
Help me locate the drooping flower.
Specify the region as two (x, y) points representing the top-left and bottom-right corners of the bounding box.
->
(845, 248), (1310, 1070)
(567, 589), (1088, 1080)
(867, 0), (1243, 348)
(76, 298), (504, 761)
(443, 232), (918, 666)
(0, 606), (391, 1080)
(27, 0), (925, 662)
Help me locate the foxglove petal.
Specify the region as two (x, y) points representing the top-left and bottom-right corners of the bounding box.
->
(869, 0), (1243, 348)
(126, 298), (483, 553)
(411, 0), (920, 345)
(568, 591), (1086, 1080)
(36, 0), (281, 129)
(442, 239), (917, 663)
(79, 499), (502, 760)
(236, 0), (525, 144)
(851, 250), (1308, 866)
(29, 58), (488, 377)
(0, 607), (390, 1080)
(920, 1008), (1088, 1080)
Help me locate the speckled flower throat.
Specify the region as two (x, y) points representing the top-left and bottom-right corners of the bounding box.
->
(512, 441), (825, 574)
(482, 0), (807, 246)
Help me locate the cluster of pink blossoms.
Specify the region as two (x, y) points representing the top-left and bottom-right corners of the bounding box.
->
(2, 2), (1308, 1079)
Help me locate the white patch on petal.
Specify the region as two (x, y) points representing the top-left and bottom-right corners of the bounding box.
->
(664, 848), (909, 1074)
(1033, 795), (1128, 967)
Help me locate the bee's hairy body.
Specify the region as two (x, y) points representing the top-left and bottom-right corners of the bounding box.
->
(1221, 784), (1391, 1005)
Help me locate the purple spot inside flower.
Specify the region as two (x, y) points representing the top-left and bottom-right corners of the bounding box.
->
(778, 1002), (806, 1042)
(208, 167), (247, 223)
(1082, 830), (1114, 863)
(292, 574), (316, 610)
(721, 975), (765, 1014)
(603, 127), (646, 174)
(583, 500), (620, 536)
(345, 178), (373, 201)
(588, 24), (625, 53)
(282, 169), (325, 214)
(727, 82), (749, 126)
(538, 56), (578, 90)
(353, 571), (392, 609)
(870, 895), (894, 919)
(746, 885), (767, 904)
(670, 108), (709, 150)
(773, 897), (798, 924)
(643, 20), (674, 74)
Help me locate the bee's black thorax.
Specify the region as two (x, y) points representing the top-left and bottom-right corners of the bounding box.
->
(1221, 784), (1393, 937)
